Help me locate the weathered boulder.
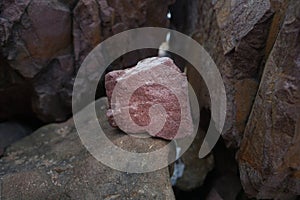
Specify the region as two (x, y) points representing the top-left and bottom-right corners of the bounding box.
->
(237, 0), (300, 198)
(31, 55), (74, 122)
(172, 0), (289, 147)
(194, 0), (274, 148)
(0, 0), (73, 123)
(1, 0), (72, 78)
(0, 0), (174, 123)
(0, 98), (175, 199)
(105, 57), (193, 140)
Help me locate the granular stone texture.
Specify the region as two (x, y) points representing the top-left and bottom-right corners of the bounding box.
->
(105, 57), (193, 140)
(237, 0), (300, 198)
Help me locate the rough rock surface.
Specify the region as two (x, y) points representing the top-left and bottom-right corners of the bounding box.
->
(0, 0), (73, 123)
(195, 0), (274, 148)
(172, 0), (289, 148)
(1, 0), (72, 78)
(105, 57), (193, 140)
(237, 0), (300, 199)
(0, 0), (174, 123)
(0, 98), (175, 200)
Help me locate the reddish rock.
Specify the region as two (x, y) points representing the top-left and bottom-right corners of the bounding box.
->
(237, 0), (300, 198)
(105, 57), (193, 140)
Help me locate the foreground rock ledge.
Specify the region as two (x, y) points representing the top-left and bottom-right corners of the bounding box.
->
(0, 98), (175, 200)
(105, 57), (193, 140)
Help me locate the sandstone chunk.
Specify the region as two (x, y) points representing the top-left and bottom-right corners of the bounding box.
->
(105, 57), (193, 140)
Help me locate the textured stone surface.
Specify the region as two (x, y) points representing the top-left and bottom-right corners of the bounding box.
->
(1, 0), (72, 78)
(214, 0), (271, 54)
(0, 0), (174, 123)
(237, 0), (300, 198)
(0, 0), (73, 123)
(105, 57), (193, 140)
(0, 98), (175, 200)
(31, 55), (74, 122)
(173, 0), (280, 147)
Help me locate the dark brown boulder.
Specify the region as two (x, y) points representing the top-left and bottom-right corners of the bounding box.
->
(31, 55), (74, 122)
(171, 0), (288, 148)
(1, 0), (72, 78)
(237, 0), (300, 198)
(0, 0), (174, 123)
(0, 0), (73, 123)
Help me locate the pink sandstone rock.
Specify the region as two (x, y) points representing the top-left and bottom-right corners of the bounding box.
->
(105, 57), (193, 140)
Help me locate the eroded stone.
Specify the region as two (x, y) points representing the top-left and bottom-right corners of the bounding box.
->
(237, 0), (300, 198)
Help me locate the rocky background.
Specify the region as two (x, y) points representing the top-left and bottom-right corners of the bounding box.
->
(0, 0), (299, 199)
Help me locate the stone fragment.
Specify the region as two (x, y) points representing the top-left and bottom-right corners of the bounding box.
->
(105, 57), (193, 140)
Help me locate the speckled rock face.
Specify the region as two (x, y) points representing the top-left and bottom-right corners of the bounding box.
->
(105, 57), (193, 140)
(183, 0), (286, 148)
(0, 98), (175, 200)
(237, 0), (300, 198)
